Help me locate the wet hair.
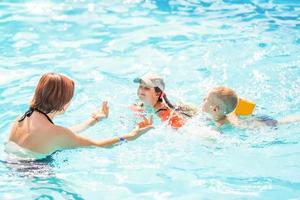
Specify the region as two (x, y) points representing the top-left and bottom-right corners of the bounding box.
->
(210, 86), (238, 114)
(30, 73), (75, 114)
(154, 87), (197, 117)
(154, 87), (175, 109)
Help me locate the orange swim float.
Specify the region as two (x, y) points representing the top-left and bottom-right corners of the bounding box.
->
(157, 108), (184, 128)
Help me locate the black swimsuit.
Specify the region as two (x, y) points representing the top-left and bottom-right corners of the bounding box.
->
(155, 107), (193, 118)
(155, 108), (168, 114)
(18, 107), (54, 124)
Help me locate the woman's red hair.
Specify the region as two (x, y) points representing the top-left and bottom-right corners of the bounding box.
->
(30, 73), (75, 114)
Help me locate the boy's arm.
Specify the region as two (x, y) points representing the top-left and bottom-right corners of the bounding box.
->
(277, 114), (300, 124)
(226, 114), (261, 129)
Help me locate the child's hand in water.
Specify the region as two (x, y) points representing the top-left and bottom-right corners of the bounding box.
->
(129, 103), (144, 112)
(92, 101), (109, 122)
(129, 102), (145, 117)
(127, 115), (153, 140)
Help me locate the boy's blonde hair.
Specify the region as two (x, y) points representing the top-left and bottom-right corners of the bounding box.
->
(210, 87), (238, 114)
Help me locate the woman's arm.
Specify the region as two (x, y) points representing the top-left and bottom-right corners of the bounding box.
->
(54, 115), (153, 150)
(70, 101), (109, 133)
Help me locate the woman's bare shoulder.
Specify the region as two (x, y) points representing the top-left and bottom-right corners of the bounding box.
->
(50, 125), (74, 137)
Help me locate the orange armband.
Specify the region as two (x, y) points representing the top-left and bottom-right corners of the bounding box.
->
(157, 109), (184, 128)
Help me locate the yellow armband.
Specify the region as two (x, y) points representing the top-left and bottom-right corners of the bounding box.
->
(234, 98), (256, 116)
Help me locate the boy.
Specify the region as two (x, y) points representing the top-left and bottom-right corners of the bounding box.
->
(202, 86), (300, 128)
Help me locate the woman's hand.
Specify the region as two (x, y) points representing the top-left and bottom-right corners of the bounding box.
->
(125, 115), (153, 140)
(67, 115), (154, 149)
(92, 101), (109, 122)
(69, 101), (109, 133)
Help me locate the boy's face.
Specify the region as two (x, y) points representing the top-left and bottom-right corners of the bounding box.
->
(137, 83), (159, 106)
(202, 92), (224, 119)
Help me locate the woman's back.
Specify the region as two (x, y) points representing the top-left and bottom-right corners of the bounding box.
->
(9, 112), (56, 154)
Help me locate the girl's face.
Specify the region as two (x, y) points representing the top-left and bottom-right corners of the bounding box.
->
(137, 83), (160, 106)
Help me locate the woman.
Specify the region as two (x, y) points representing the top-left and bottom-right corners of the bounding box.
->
(131, 72), (197, 128)
(6, 73), (153, 159)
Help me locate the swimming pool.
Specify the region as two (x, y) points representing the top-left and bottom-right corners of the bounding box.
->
(0, 0), (300, 199)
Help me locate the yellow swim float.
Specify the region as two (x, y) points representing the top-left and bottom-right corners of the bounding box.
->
(234, 98), (256, 116)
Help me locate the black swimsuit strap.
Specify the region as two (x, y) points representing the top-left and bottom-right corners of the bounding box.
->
(155, 105), (193, 118)
(18, 107), (54, 124)
(174, 107), (193, 118)
(155, 108), (169, 114)
(18, 107), (34, 122)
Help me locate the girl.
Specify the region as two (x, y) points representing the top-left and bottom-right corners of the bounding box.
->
(131, 72), (197, 128)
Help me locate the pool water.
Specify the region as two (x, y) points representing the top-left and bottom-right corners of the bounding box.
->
(1, 0), (300, 199)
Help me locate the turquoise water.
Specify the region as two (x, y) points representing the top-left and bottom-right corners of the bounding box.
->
(1, 0), (300, 199)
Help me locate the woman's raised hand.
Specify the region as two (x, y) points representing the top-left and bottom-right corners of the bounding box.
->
(92, 101), (109, 122)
